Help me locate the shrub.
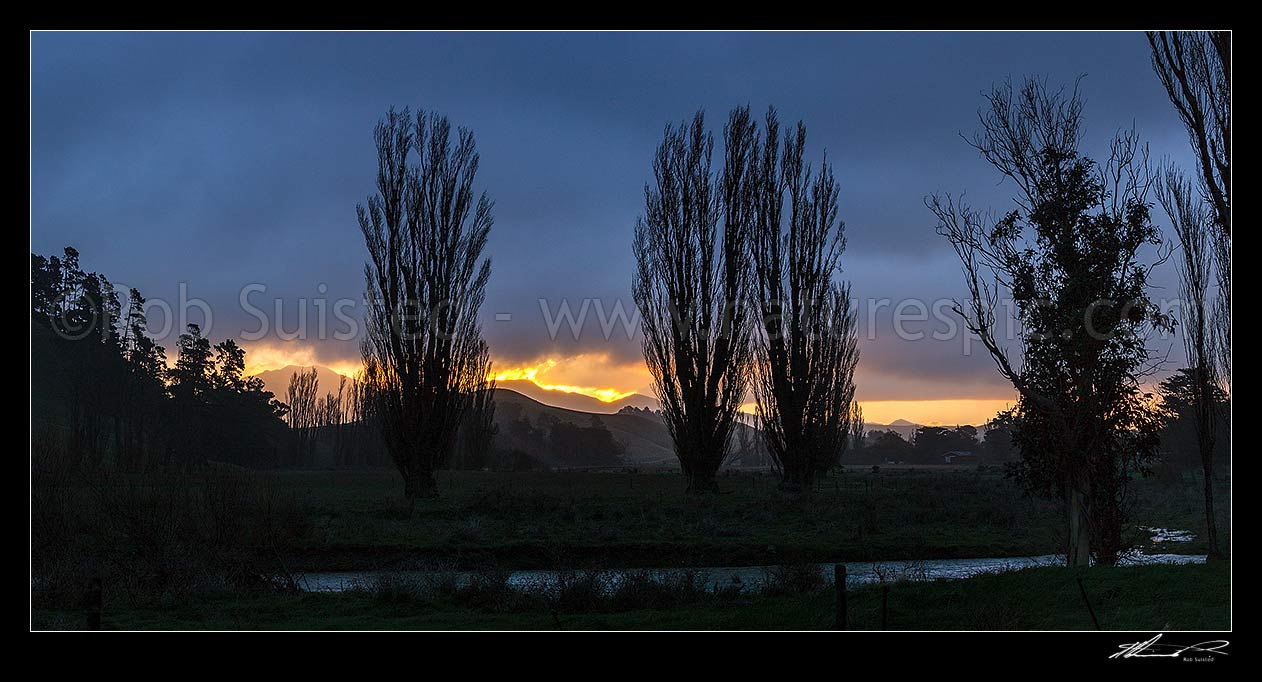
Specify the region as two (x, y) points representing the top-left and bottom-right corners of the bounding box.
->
(31, 456), (308, 608)
(761, 563), (828, 596)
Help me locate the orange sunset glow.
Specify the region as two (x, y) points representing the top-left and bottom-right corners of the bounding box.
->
(736, 398), (1014, 427)
(241, 343), (1013, 423)
(491, 354), (649, 403)
(240, 344), (650, 405)
(240, 342), (360, 379)
(857, 399), (1016, 427)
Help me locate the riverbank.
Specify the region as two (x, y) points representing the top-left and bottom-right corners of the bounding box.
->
(32, 561), (1230, 631)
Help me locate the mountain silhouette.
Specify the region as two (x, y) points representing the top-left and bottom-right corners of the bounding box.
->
(252, 365), (354, 401)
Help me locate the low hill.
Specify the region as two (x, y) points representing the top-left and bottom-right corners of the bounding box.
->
(491, 388), (765, 469)
(493, 379), (658, 414)
(243, 367), (750, 469)
(493, 388), (677, 467)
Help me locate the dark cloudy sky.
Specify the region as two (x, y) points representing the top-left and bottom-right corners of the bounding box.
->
(30, 31), (1194, 423)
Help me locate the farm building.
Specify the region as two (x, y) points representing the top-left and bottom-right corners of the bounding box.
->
(942, 451), (978, 465)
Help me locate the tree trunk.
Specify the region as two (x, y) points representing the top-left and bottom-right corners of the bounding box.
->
(403, 465), (438, 501)
(686, 469), (720, 494)
(778, 465), (812, 495)
(1202, 459), (1221, 559)
(1067, 484), (1091, 567)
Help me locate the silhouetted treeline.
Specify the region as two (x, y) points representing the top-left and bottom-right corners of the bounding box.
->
(1158, 368), (1230, 469)
(32, 247), (288, 469)
(846, 430), (912, 465)
(281, 368), (379, 468)
(843, 424), (999, 466)
(909, 425), (978, 462)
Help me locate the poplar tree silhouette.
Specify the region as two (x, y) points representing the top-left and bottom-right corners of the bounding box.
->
(632, 108), (755, 493)
(357, 108), (495, 501)
(749, 108), (860, 493)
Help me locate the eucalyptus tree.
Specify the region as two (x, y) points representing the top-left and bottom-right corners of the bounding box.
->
(929, 78), (1168, 566)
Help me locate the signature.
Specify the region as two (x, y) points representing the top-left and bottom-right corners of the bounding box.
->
(1110, 634), (1229, 660)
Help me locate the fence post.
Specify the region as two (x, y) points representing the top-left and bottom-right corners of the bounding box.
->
(834, 564), (847, 630)
(1076, 575), (1101, 630)
(86, 573), (102, 631)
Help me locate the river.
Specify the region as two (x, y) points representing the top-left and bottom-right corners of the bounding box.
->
(297, 551), (1206, 593)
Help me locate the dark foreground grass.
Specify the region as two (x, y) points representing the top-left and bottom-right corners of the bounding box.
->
(280, 467), (1228, 569)
(33, 561), (1229, 631)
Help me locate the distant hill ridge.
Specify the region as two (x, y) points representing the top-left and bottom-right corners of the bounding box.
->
(251, 365), (660, 414)
(493, 379), (658, 414)
(249, 365), (980, 466)
(492, 388), (678, 467)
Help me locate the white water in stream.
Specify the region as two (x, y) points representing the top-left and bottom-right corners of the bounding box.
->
(297, 551), (1206, 593)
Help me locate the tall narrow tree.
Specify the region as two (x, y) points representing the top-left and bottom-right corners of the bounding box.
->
(929, 77), (1168, 566)
(285, 367), (320, 467)
(632, 108), (755, 493)
(319, 376), (350, 467)
(1157, 165), (1223, 558)
(1147, 32), (1230, 237)
(167, 323), (214, 467)
(1148, 31), (1231, 384)
(848, 403), (865, 456)
(359, 108), (494, 501)
(750, 109), (860, 493)
(170, 323), (213, 402)
(348, 371), (379, 467)
(115, 288), (166, 470)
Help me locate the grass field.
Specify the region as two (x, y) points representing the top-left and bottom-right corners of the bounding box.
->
(32, 561), (1230, 631)
(32, 465), (1229, 630)
(277, 466), (1228, 570)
